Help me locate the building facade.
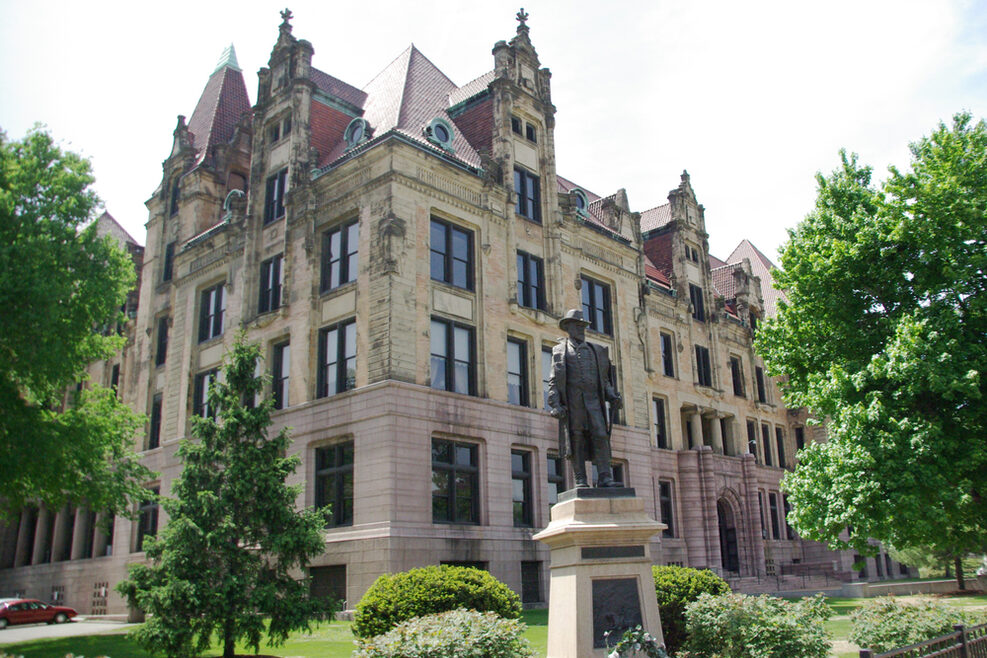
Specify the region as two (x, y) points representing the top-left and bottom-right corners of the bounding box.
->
(0, 12), (908, 615)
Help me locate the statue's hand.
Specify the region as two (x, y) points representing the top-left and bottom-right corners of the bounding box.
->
(609, 392), (623, 409)
(550, 406), (566, 419)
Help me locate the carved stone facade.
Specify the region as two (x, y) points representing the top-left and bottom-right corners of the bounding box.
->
(0, 13), (908, 615)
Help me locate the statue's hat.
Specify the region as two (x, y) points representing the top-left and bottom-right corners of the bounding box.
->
(559, 308), (591, 329)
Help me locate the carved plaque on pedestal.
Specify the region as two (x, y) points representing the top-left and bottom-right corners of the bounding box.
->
(592, 577), (643, 648)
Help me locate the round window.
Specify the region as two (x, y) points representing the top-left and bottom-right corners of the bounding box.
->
(433, 122), (450, 143)
(572, 189), (589, 215)
(345, 118), (368, 148)
(426, 118), (455, 152)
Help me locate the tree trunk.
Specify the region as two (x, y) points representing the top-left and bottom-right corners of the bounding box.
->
(955, 556), (966, 590)
(224, 616), (235, 658)
(945, 561), (952, 578)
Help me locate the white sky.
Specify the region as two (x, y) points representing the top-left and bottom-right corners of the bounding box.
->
(2, 0), (985, 262)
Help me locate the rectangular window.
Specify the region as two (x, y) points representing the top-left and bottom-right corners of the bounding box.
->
(516, 251), (546, 310)
(135, 487), (159, 552)
(755, 366), (767, 403)
(431, 439), (479, 524)
(430, 318), (475, 395)
(747, 420), (758, 462)
(193, 369), (219, 419)
(267, 121), (281, 144)
(258, 254), (283, 313)
(430, 218), (474, 290)
(272, 341), (290, 410)
(775, 427), (786, 469)
(758, 491), (767, 539)
(511, 116), (522, 135)
(761, 423), (773, 466)
(695, 345), (712, 387)
(315, 442), (354, 527)
(198, 283), (225, 343)
(580, 275), (612, 335)
(507, 338), (529, 406)
(730, 356), (745, 396)
(317, 319), (356, 398)
(525, 123), (537, 143)
(155, 317), (169, 366)
(321, 219), (359, 292)
(514, 167), (541, 223)
(162, 242), (175, 283)
(783, 494), (796, 540)
(547, 451), (565, 513)
(795, 427), (805, 451)
(520, 561), (541, 604)
(659, 480), (674, 538)
(769, 492), (781, 539)
(148, 394), (162, 450)
(264, 168), (288, 224)
(652, 397), (669, 449)
(110, 364), (120, 395)
(542, 346), (553, 409)
(689, 284), (705, 322)
(660, 332), (675, 377)
(511, 450), (532, 527)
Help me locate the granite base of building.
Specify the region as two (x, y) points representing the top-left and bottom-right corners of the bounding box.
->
(534, 488), (665, 658)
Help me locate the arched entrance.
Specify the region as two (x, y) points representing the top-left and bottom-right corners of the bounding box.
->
(717, 499), (739, 573)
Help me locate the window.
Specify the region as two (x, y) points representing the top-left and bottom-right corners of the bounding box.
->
(510, 116), (522, 135)
(783, 494), (796, 540)
(263, 168), (288, 224)
(430, 218), (473, 290)
(135, 488), (159, 552)
(520, 561), (541, 604)
(761, 423), (773, 466)
(747, 420), (758, 462)
(516, 251), (546, 310)
(775, 427), (786, 469)
(507, 338), (529, 406)
(525, 123), (537, 143)
(169, 177), (180, 216)
(430, 318), (475, 395)
(514, 167), (541, 223)
(511, 450), (532, 527)
(686, 244), (700, 263)
(689, 284), (705, 322)
(653, 397), (669, 449)
(660, 332), (675, 377)
(272, 341), (290, 410)
(198, 283), (225, 343)
(795, 427), (805, 451)
(749, 312), (759, 335)
(547, 451), (565, 512)
(267, 122), (281, 144)
(755, 366), (767, 403)
(317, 319), (356, 398)
(855, 554), (869, 579)
(659, 480), (675, 538)
(148, 394), (162, 450)
(695, 345), (712, 387)
(110, 364), (120, 395)
(730, 356), (745, 396)
(431, 439), (478, 524)
(315, 442), (354, 527)
(162, 242), (175, 283)
(155, 317), (169, 366)
(758, 491), (767, 539)
(425, 117), (455, 151)
(193, 369), (219, 419)
(321, 219), (359, 292)
(768, 493), (780, 539)
(542, 346), (553, 409)
(580, 275), (612, 335)
(258, 254), (283, 313)
(344, 117), (369, 148)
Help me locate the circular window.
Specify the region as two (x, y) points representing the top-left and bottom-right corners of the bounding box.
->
(572, 188), (589, 216)
(344, 118), (369, 148)
(426, 118), (455, 152)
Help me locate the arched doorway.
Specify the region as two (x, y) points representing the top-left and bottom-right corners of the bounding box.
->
(717, 499), (739, 573)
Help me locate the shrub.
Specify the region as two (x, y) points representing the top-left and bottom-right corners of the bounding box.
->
(353, 565), (522, 638)
(652, 565), (730, 654)
(353, 608), (532, 657)
(849, 597), (987, 653)
(682, 592), (832, 658)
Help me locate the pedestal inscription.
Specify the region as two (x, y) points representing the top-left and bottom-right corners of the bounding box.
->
(592, 577), (643, 648)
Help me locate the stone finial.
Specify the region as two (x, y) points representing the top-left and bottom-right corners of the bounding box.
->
(279, 8), (293, 34)
(516, 7), (529, 32)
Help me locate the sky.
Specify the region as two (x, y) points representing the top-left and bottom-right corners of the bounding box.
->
(2, 0), (986, 262)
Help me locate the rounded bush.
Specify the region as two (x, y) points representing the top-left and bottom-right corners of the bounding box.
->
(652, 565), (730, 654)
(353, 565), (523, 638)
(849, 597), (986, 653)
(353, 608), (532, 657)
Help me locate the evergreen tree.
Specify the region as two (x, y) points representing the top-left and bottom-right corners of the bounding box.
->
(119, 335), (328, 658)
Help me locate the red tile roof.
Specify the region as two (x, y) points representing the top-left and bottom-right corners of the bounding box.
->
(187, 65), (251, 169)
(711, 262), (742, 300)
(727, 239), (785, 317)
(643, 230), (675, 280)
(449, 70), (495, 107)
(311, 99), (355, 167)
(556, 175), (602, 202)
(640, 203), (672, 234)
(310, 67), (368, 108)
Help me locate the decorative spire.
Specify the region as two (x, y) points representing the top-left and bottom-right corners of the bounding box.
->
(279, 8), (293, 35)
(516, 7), (529, 34)
(214, 44), (241, 74)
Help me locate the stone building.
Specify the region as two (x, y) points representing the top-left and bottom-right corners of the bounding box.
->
(0, 11), (908, 616)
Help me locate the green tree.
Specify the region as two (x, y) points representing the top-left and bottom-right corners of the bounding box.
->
(118, 336), (328, 658)
(758, 113), (987, 563)
(0, 127), (152, 515)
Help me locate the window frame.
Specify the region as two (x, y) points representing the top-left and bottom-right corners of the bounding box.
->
(258, 254), (284, 314)
(695, 345), (712, 387)
(761, 423), (773, 466)
(768, 492), (781, 540)
(775, 427), (787, 469)
(430, 317), (476, 396)
(162, 241), (176, 283)
(659, 480), (675, 538)
(507, 337), (530, 407)
(198, 283), (225, 343)
(547, 450), (566, 514)
(652, 396), (669, 449)
(272, 340), (290, 410)
(135, 487), (160, 552)
(689, 283), (706, 322)
(747, 420), (758, 462)
(263, 168), (288, 225)
(155, 316), (169, 367)
(315, 442), (354, 527)
(513, 167), (542, 223)
(192, 368), (219, 419)
(580, 275), (613, 335)
(516, 251), (546, 311)
(755, 366), (767, 403)
(730, 356), (745, 397)
(317, 319), (356, 398)
(660, 331), (675, 377)
(511, 449), (533, 528)
(148, 393), (162, 450)
(431, 438), (479, 524)
(321, 219), (359, 293)
(430, 217), (474, 290)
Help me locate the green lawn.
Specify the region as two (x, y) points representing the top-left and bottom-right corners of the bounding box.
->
(1, 594), (982, 657)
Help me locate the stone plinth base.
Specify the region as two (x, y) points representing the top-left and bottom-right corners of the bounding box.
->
(533, 488), (665, 657)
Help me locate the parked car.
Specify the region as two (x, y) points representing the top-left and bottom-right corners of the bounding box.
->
(0, 598), (77, 628)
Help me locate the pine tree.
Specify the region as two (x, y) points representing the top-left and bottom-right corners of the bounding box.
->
(119, 335), (328, 658)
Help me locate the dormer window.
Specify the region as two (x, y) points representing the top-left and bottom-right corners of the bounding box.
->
(511, 116), (523, 135)
(572, 188), (589, 217)
(344, 118), (371, 149)
(685, 244), (700, 263)
(267, 115), (292, 145)
(425, 118), (455, 152)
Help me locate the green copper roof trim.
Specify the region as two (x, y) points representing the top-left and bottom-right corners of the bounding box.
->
(312, 89), (363, 118)
(447, 88), (491, 118)
(214, 44), (241, 73)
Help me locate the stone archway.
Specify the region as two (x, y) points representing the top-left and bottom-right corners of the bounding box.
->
(717, 499), (740, 574)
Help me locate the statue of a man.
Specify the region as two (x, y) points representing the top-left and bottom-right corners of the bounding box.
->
(547, 309), (622, 488)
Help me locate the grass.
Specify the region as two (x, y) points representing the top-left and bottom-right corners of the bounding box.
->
(1, 594), (982, 657)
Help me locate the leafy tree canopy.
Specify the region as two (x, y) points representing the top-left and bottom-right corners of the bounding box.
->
(758, 113), (987, 557)
(118, 336), (328, 658)
(0, 127), (152, 514)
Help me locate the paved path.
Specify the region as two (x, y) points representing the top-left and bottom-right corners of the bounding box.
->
(0, 618), (136, 646)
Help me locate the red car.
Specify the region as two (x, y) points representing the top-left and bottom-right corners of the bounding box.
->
(0, 598), (77, 628)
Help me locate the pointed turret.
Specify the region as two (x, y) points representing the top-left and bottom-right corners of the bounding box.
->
(186, 44), (252, 169)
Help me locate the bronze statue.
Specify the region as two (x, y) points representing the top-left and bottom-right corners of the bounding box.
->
(547, 309), (622, 488)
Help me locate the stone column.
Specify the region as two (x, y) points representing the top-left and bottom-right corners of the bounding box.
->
(31, 506), (50, 565)
(689, 412), (703, 449)
(92, 513), (109, 558)
(71, 507), (91, 560)
(50, 505), (72, 562)
(708, 412), (723, 454)
(13, 510), (34, 567)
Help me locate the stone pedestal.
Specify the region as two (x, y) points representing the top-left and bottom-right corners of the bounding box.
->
(533, 488), (665, 658)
